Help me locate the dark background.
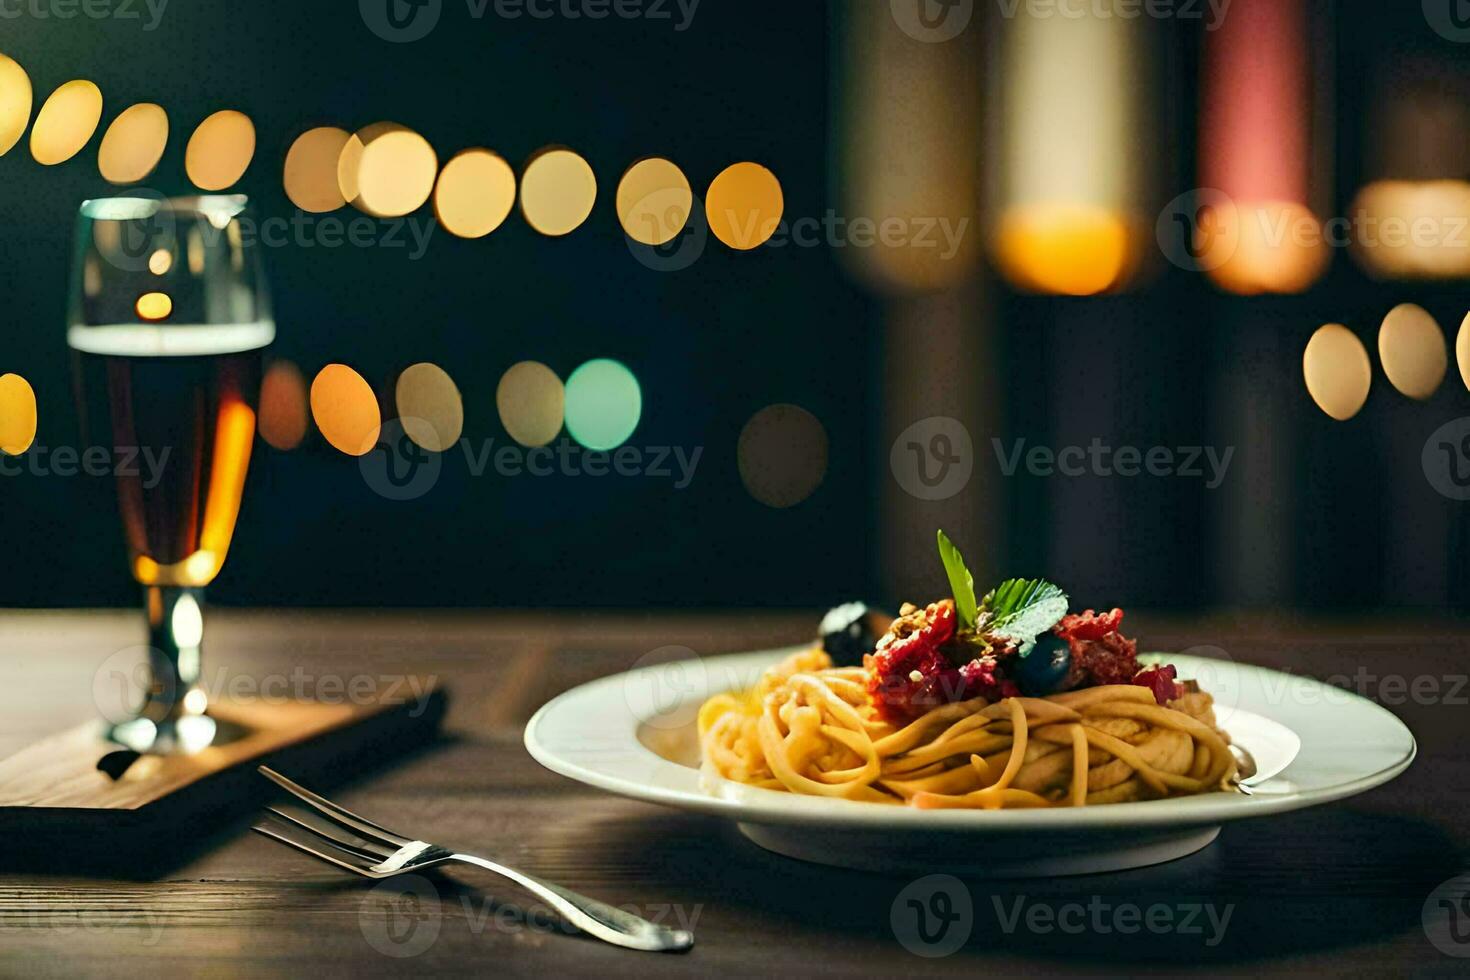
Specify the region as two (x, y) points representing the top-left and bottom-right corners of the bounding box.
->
(0, 0), (1466, 612)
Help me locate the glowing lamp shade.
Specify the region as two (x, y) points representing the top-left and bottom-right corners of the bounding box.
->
(0, 373), (37, 456)
(1303, 324), (1371, 421)
(434, 149), (517, 239)
(496, 361), (565, 448)
(520, 148), (597, 237)
(706, 163), (784, 250)
(564, 359), (640, 451)
(310, 364), (381, 457)
(1378, 303), (1447, 401)
(30, 79), (102, 165)
(185, 110), (256, 191)
(283, 127), (351, 213)
(1351, 56), (1470, 281)
(617, 158), (692, 246)
(1198, 0), (1326, 294)
(1350, 180), (1470, 281)
(258, 360), (309, 451)
(1191, 200), (1328, 296)
(994, 11), (1147, 294)
(0, 54), (33, 157)
(837, 4), (980, 292)
(994, 205), (1131, 297)
(97, 103), (169, 184)
(395, 362), (464, 453)
(738, 404), (828, 509)
(344, 124), (437, 218)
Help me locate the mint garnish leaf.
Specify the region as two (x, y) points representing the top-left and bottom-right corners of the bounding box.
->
(981, 578), (1069, 655)
(936, 529), (978, 630)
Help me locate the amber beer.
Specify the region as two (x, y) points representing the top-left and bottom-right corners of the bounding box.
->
(72, 323), (269, 589)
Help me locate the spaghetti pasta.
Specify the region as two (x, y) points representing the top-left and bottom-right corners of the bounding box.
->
(699, 649), (1237, 809)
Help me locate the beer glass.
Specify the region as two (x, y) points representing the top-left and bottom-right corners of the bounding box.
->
(69, 195), (273, 754)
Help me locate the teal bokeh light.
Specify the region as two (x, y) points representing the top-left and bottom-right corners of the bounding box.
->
(564, 358), (642, 451)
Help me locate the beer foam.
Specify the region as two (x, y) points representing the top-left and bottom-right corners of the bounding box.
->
(67, 321), (275, 357)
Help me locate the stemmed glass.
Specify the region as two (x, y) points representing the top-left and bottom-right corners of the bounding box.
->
(68, 195), (273, 754)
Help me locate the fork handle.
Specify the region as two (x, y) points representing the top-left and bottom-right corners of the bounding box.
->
(449, 854), (693, 952)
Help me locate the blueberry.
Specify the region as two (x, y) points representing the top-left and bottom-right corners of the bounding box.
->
(820, 602), (879, 667)
(1015, 634), (1072, 696)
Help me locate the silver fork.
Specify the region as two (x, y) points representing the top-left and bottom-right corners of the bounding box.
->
(251, 766), (693, 953)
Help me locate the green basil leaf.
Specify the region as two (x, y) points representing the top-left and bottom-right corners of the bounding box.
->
(981, 578), (1069, 655)
(936, 529), (978, 630)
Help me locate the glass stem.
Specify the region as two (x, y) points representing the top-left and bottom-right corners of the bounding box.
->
(140, 585), (206, 724)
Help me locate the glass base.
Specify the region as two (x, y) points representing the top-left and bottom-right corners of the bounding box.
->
(104, 714), (249, 755)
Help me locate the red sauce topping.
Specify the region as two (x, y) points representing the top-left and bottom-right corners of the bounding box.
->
(866, 599), (1020, 723)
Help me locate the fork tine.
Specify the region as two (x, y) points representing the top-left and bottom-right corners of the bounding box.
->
(264, 805), (396, 861)
(252, 818), (382, 878)
(257, 766), (410, 847)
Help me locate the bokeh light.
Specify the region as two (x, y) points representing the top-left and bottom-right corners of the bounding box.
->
(520, 148), (597, 237)
(496, 361), (565, 448)
(0, 54), (33, 158)
(148, 249), (173, 275)
(30, 79), (102, 165)
(310, 364), (381, 457)
(97, 103), (168, 184)
(1378, 303), (1447, 400)
(259, 361), (308, 451)
(838, 6), (981, 292)
(283, 126), (350, 213)
(564, 359), (640, 451)
(1303, 323), (1372, 421)
(0, 373), (37, 456)
(706, 162), (784, 250)
(1198, 0), (1323, 295)
(135, 292), (173, 322)
(434, 149), (516, 239)
(617, 158), (692, 246)
(1458, 313), (1470, 393)
(1203, 202), (1328, 296)
(1350, 180), (1470, 280)
(341, 123), (437, 218)
(1194, 200), (1329, 296)
(737, 404), (828, 508)
(994, 204), (1132, 296)
(395, 362), (464, 452)
(185, 110), (256, 191)
(994, 8), (1148, 294)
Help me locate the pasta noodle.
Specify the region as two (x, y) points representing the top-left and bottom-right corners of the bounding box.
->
(699, 649), (1237, 808)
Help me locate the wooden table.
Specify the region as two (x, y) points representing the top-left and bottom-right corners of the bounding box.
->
(0, 610), (1464, 977)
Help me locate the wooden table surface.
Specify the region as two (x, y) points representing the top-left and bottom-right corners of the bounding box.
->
(0, 609), (1465, 977)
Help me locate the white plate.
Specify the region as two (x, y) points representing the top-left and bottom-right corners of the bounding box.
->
(525, 648), (1416, 876)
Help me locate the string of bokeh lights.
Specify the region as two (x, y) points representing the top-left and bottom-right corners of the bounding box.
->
(1303, 305), (1467, 423)
(0, 55), (834, 506)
